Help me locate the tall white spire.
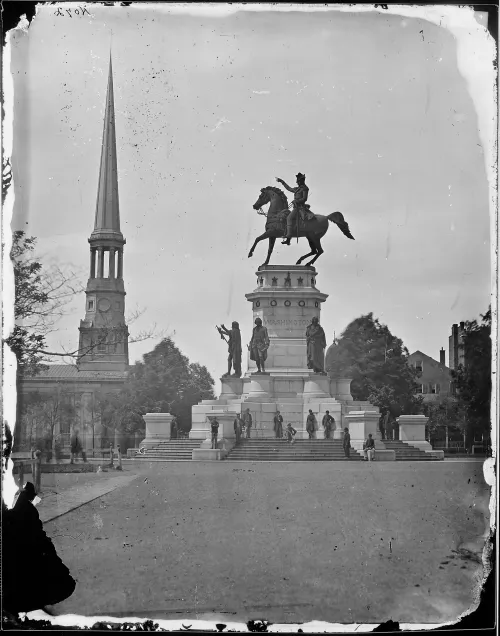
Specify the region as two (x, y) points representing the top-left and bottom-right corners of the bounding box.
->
(93, 54), (121, 235)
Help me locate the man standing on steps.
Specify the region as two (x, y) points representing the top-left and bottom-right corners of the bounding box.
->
(243, 408), (253, 439)
(274, 410), (284, 439)
(210, 417), (219, 450)
(343, 427), (351, 458)
(306, 409), (317, 439)
(322, 411), (334, 439)
(234, 414), (243, 444)
(170, 415), (179, 440)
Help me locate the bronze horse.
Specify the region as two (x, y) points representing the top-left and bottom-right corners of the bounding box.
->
(248, 186), (354, 266)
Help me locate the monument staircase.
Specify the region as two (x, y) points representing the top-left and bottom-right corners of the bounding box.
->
(134, 439), (202, 461)
(382, 440), (441, 461)
(224, 438), (364, 462)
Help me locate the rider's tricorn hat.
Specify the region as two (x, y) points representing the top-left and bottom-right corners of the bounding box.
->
(296, 173), (306, 180)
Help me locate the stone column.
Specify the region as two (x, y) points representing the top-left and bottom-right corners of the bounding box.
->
(109, 248), (116, 279)
(141, 413), (173, 449)
(97, 248), (105, 278)
(90, 249), (96, 278)
(117, 249), (123, 279)
(397, 415), (433, 451)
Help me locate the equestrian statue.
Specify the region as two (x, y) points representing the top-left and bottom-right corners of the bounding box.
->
(248, 173), (354, 266)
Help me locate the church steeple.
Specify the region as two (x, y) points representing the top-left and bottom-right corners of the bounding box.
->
(78, 55), (129, 372)
(93, 54), (121, 237)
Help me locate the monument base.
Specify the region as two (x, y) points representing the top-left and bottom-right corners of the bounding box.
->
(190, 372), (379, 442)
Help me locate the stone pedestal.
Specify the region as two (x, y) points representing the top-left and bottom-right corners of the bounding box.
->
(303, 375), (331, 399)
(244, 374), (273, 401)
(343, 410), (381, 450)
(336, 378), (354, 402)
(142, 413), (173, 449)
(397, 414), (433, 451)
(192, 410), (238, 460)
(246, 265), (328, 373)
(220, 376), (244, 400)
(190, 265), (377, 446)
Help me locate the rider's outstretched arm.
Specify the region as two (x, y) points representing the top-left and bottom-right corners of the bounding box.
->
(276, 178), (297, 193)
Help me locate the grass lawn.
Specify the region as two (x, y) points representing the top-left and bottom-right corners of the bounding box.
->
(45, 460), (490, 626)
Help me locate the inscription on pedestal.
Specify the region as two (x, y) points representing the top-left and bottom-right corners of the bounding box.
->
(264, 318), (309, 327)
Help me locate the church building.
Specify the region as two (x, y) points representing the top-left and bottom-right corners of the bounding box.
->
(16, 56), (129, 453)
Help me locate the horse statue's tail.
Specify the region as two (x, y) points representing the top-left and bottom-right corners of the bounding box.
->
(328, 211), (355, 240)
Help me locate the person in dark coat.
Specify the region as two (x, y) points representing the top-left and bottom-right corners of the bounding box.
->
(285, 423), (297, 445)
(363, 433), (376, 461)
(70, 429), (87, 463)
(322, 411), (334, 439)
(306, 410), (317, 439)
(234, 414), (243, 444)
(210, 417), (219, 449)
(342, 427), (351, 458)
(2, 482), (76, 615)
(273, 411), (284, 439)
(170, 416), (179, 440)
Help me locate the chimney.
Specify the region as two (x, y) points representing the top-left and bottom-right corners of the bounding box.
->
(440, 348), (445, 365)
(459, 321), (465, 330)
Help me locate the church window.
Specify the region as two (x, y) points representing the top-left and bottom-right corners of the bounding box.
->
(88, 300), (94, 310)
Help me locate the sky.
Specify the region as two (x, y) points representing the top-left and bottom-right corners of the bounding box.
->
(7, 4), (493, 385)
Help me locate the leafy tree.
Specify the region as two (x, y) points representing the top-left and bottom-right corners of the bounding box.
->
(98, 338), (216, 436)
(17, 388), (76, 457)
(422, 397), (466, 444)
(327, 313), (423, 418)
(451, 308), (491, 449)
(5, 231), (83, 375)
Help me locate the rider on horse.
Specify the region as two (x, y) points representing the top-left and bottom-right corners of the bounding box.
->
(275, 173), (314, 245)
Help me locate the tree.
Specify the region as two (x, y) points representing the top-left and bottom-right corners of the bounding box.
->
(422, 397), (466, 445)
(451, 308), (491, 449)
(98, 338), (216, 436)
(18, 388), (76, 458)
(5, 231), (84, 375)
(327, 313), (423, 418)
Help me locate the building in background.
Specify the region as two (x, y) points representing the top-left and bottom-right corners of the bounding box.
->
(408, 349), (452, 402)
(16, 56), (129, 454)
(448, 322), (466, 371)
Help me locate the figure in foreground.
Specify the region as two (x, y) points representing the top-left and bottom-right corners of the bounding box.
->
(285, 423), (297, 444)
(249, 317), (270, 374)
(363, 433), (376, 461)
(210, 416), (219, 449)
(274, 410), (284, 439)
(343, 427), (351, 458)
(322, 411), (335, 439)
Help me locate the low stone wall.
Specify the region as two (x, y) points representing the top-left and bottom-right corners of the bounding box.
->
(12, 461), (97, 474)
